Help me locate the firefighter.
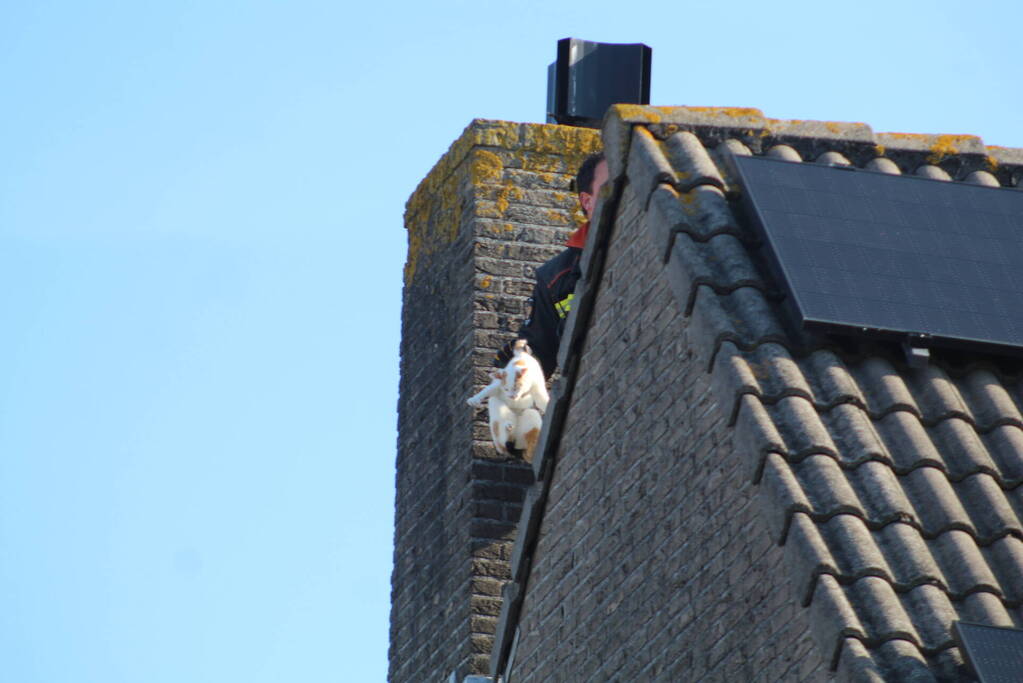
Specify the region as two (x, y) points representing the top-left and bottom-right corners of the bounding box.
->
(497, 152), (608, 377)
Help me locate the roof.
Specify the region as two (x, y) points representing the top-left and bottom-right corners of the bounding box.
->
(495, 105), (1023, 682)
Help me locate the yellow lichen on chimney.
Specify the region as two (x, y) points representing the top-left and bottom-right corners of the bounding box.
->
(404, 176), (462, 284)
(472, 150), (504, 184)
(472, 120), (520, 148)
(495, 183), (523, 215)
(522, 124), (601, 155)
(544, 209), (571, 226)
(403, 119), (598, 286)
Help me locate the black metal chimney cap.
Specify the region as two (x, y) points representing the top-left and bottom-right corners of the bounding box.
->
(546, 38), (652, 127)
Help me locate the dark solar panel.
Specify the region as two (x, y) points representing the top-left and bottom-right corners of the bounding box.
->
(953, 621), (1023, 683)
(733, 154), (1023, 355)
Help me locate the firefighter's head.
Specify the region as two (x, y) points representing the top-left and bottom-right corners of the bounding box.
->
(576, 152), (608, 219)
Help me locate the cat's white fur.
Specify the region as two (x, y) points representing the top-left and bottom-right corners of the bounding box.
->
(467, 340), (549, 462)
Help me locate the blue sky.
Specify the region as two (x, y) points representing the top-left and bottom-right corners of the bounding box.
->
(1, 1), (1020, 682)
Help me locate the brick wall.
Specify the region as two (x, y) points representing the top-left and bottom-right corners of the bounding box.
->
(391, 120), (599, 681)
(505, 183), (831, 681)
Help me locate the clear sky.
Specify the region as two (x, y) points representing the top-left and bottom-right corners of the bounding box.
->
(1, 1), (1020, 682)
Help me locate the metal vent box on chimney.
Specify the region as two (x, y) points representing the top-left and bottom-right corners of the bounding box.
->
(546, 38), (651, 127)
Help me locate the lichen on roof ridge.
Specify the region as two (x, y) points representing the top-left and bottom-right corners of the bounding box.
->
(602, 105), (1023, 188)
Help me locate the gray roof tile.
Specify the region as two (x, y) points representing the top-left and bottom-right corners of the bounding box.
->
(663, 131), (725, 192)
(870, 637), (940, 683)
(872, 522), (941, 588)
(987, 536), (1023, 603)
(872, 411), (941, 470)
(600, 105), (1023, 681)
(980, 426), (1023, 485)
(794, 455), (867, 520)
(959, 369), (1023, 427)
(843, 461), (915, 527)
(930, 529), (1001, 597)
(803, 350), (867, 408)
(627, 126), (678, 200)
(835, 637), (892, 683)
(902, 467), (973, 537)
(760, 452), (813, 543)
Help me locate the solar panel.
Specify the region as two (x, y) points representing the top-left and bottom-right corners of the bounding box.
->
(732, 154), (1023, 356)
(953, 621), (1023, 683)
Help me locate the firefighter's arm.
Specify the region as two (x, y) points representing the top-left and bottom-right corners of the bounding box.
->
(495, 279), (559, 378)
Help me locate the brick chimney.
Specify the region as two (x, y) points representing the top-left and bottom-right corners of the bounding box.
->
(390, 119), (600, 681)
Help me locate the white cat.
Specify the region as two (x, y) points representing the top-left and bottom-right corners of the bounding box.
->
(467, 340), (549, 462)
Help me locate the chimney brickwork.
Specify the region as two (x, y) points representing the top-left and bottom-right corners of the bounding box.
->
(391, 119), (599, 681)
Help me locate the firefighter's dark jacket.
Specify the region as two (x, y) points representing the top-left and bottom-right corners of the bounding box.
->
(497, 222), (589, 378)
